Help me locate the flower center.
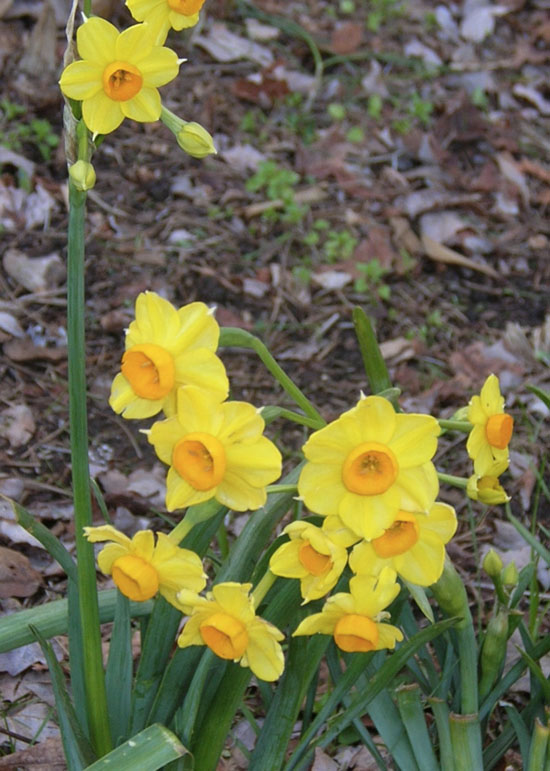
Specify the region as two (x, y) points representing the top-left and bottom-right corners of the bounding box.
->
(478, 476), (501, 492)
(334, 614), (379, 653)
(485, 413), (513, 450)
(173, 432), (226, 491)
(298, 542), (332, 576)
(372, 512), (419, 558)
(103, 61), (143, 102)
(199, 612), (249, 659)
(342, 442), (399, 495)
(121, 344), (175, 400)
(167, 0), (205, 13)
(111, 554), (159, 601)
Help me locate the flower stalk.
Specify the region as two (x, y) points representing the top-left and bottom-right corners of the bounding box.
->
(67, 180), (112, 754)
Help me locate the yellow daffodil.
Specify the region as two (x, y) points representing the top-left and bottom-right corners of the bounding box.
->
(349, 502), (457, 587)
(126, 0), (206, 45)
(109, 291), (228, 419)
(59, 17), (181, 135)
(84, 524), (206, 605)
(269, 522), (348, 603)
(298, 395), (440, 541)
(321, 514), (363, 548)
(176, 582), (284, 681)
(293, 568), (403, 653)
(148, 385), (282, 511)
(467, 459), (510, 505)
(467, 374), (514, 476)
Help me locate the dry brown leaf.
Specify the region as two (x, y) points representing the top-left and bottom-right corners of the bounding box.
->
(0, 736), (65, 769)
(0, 546), (42, 598)
(421, 234), (499, 278)
(3, 338), (67, 362)
(330, 21), (363, 55)
(3, 249), (65, 292)
(0, 404), (36, 447)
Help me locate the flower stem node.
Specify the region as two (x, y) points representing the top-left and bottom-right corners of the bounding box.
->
(69, 160), (96, 191)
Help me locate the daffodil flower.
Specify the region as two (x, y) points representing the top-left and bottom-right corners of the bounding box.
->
(148, 385), (282, 511)
(127, 0), (206, 45)
(109, 291), (228, 419)
(349, 502), (457, 586)
(84, 524), (206, 605)
(176, 582), (284, 681)
(293, 568), (403, 653)
(466, 459), (510, 505)
(467, 374), (514, 476)
(59, 17), (181, 135)
(269, 521), (348, 603)
(298, 395), (440, 540)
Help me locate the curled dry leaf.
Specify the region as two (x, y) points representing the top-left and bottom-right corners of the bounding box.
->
(3, 249), (65, 292)
(0, 545), (42, 598)
(0, 404), (36, 447)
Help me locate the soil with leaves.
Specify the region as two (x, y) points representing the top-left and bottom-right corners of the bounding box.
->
(0, 0), (549, 767)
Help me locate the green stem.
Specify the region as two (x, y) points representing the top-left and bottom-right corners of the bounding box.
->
(167, 498), (225, 544)
(438, 419), (472, 433)
(437, 472), (468, 489)
(449, 714), (483, 771)
(68, 181), (111, 755)
(219, 328), (325, 427)
(266, 484), (298, 495)
(252, 569), (277, 608)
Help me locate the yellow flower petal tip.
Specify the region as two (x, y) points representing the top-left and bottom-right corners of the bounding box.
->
(177, 582), (284, 681)
(148, 385), (282, 512)
(59, 17), (181, 135)
(298, 394), (440, 541)
(109, 291), (228, 420)
(84, 525), (206, 604)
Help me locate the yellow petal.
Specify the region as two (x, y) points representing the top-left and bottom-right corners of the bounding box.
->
(479, 374), (504, 413)
(77, 17), (118, 65)
(59, 61), (103, 100)
(393, 533), (445, 585)
(339, 490), (399, 541)
(224, 438), (281, 484)
(174, 350), (228, 401)
(131, 530), (155, 560)
(97, 543), (127, 574)
(269, 541), (307, 579)
(139, 46), (180, 86)
(115, 23), (153, 63)
(244, 620), (284, 681)
(121, 87), (161, 123)
(293, 612), (337, 637)
(148, 416), (184, 464)
(348, 540), (388, 576)
(419, 502), (457, 544)
(211, 583), (253, 621)
(82, 90), (124, 135)
(216, 472), (267, 512)
(394, 463), (438, 512)
(84, 524), (131, 547)
(375, 623), (403, 650)
(388, 413), (439, 467)
(355, 396), (397, 444)
(170, 11), (200, 30)
(298, 463), (346, 516)
(165, 466), (213, 510)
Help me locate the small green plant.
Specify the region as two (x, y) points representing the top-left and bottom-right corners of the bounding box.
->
(324, 230), (358, 263)
(285, 94), (316, 144)
(408, 92), (433, 127)
(471, 87), (489, 110)
(366, 0), (403, 31)
(392, 117), (412, 134)
(354, 259), (391, 300)
(346, 126), (365, 142)
(0, 101), (59, 162)
(367, 94), (383, 121)
(328, 103), (346, 121)
(246, 160), (299, 202)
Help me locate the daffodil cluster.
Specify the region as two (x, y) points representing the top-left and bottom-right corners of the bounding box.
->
(466, 374), (513, 504)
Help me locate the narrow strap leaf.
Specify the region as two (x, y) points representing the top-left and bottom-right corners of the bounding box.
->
(105, 591), (132, 744)
(84, 724), (189, 771)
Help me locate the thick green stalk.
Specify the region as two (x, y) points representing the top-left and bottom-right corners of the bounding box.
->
(67, 181), (111, 755)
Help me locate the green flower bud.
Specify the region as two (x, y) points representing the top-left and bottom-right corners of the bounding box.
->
(501, 561), (519, 588)
(479, 610), (509, 701)
(482, 549), (503, 579)
(177, 122), (217, 159)
(69, 160), (96, 191)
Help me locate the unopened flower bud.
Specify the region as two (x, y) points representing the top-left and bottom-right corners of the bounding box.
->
(483, 548), (503, 579)
(502, 561), (519, 588)
(177, 122), (217, 159)
(69, 160), (96, 191)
